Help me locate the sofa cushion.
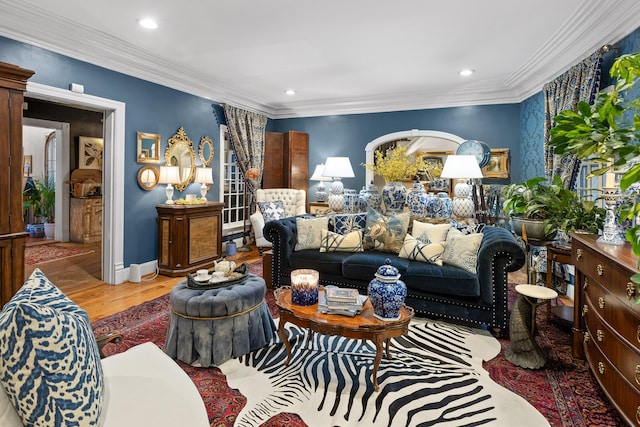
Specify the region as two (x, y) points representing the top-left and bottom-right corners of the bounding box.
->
(0, 269), (105, 427)
(329, 213), (367, 234)
(403, 262), (480, 298)
(320, 229), (363, 253)
(411, 221), (451, 244)
(362, 208), (410, 254)
(342, 252), (410, 281)
(257, 200), (286, 222)
(442, 228), (484, 273)
(399, 234), (444, 265)
(295, 216), (329, 251)
(290, 249), (349, 276)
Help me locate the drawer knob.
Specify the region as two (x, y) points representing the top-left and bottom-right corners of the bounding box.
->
(637, 325), (640, 344)
(584, 331), (590, 343)
(596, 329), (604, 342)
(583, 277), (589, 291)
(582, 304), (589, 316)
(637, 406), (640, 425)
(598, 297), (605, 309)
(597, 361), (605, 375)
(635, 365), (640, 386)
(576, 248), (583, 261)
(596, 264), (604, 276)
(628, 282), (638, 300)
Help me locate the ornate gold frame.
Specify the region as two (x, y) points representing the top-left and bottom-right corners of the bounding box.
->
(165, 127), (196, 191)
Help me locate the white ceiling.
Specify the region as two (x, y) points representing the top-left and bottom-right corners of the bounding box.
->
(1, 0), (638, 118)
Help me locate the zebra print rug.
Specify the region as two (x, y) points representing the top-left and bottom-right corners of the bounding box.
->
(220, 318), (549, 427)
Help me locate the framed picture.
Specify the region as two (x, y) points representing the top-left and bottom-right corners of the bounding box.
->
(413, 150), (453, 193)
(79, 137), (103, 170)
(23, 155), (32, 177)
(482, 149), (510, 179)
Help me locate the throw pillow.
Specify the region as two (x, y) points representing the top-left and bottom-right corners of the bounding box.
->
(329, 213), (367, 234)
(257, 200), (286, 222)
(320, 229), (363, 253)
(399, 234), (445, 265)
(0, 269), (105, 427)
(451, 219), (486, 235)
(442, 228), (484, 273)
(295, 216), (329, 251)
(362, 208), (410, 254)
(411, 221), (451, 244)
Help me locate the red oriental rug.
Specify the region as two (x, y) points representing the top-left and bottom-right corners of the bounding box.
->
(25, 243), (94, 265)
(91, 262), (620, 426)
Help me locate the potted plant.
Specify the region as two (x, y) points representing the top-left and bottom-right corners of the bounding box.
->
(23, 178), (45, 237)
(38, 176), (56, 239)
(548, 51), (640, 286)
(23, 177), (55, 239)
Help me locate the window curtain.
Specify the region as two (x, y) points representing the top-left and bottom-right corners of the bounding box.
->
(543, 50), (603, 189)
(222, 104), (267, 199)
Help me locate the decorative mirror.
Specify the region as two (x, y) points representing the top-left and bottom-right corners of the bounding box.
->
(199, 136), (214, 166)
(137, 166), (159, 190)
(137, 132), (161, 164)
(165, 127), (196, 191)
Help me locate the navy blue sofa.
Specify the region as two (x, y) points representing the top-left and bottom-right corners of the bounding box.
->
(264, 216), (525, 330)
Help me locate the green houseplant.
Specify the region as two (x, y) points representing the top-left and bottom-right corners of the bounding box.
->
(23, 176), (55, 238)
(549, 51), (640, 287)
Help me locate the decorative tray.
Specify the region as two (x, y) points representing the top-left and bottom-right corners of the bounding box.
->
(186, 263), (250, 290)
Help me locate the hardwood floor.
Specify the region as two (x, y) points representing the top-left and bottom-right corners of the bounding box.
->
(24, 240), (263, 322)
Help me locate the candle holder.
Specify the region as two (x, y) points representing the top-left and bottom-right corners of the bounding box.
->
(597, 188), (627, 245)
(290, 269), (319, 306)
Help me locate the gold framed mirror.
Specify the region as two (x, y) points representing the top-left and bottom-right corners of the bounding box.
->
(137, 166), (159, 190)
(199, 136), (214, 166)
(165, 127), (196, 191)
(137, 132), (161, 164)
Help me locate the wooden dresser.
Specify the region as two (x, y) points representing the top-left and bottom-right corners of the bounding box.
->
(70, 197), (102, 243)
(572, 233), (640, 425)
(156, 202), (224, 277)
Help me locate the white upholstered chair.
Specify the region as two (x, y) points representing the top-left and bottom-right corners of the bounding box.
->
(249, 188), (306, 254)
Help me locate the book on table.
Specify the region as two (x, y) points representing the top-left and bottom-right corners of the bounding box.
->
(318, 289), (368, 316)
(325, 287), (360, 303)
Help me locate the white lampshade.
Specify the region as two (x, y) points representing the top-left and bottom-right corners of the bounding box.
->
(310, 164), (331, 181)
(158, 166), (180, 184)
(440, 155), (483, 179)
(322, 157), (355, 179)
(194, 167), (214, 184)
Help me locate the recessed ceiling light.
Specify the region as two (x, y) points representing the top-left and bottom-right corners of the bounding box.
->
(139, 18), (158, 29)
(285, 89), (296, 96)
(459, 69), (475, 77)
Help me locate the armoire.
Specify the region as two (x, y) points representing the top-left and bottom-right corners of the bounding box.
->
(0, 62), (34, 306)
(263, 131), (309, 205)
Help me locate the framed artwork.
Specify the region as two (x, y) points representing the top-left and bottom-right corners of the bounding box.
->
(482, 148), (510, 179)
(79, 136), (103, 170)
(23, 155), (32, 177)
(413, 150), (452, 180)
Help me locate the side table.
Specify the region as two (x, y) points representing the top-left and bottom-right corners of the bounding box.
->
(505, 284), (558, 369)
(545, 245), (573, 323)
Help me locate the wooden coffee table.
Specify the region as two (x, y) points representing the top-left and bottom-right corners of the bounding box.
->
(274, 286), (414, 391)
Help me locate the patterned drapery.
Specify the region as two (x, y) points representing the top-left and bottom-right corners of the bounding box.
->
(222, 105), (267, 198)
(543, 50), (603, 189)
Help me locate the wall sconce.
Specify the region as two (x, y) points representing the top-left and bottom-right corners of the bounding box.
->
(194, 167), (214, 200)
(322, 157), (354, 212)
(158, 166), (180, 204)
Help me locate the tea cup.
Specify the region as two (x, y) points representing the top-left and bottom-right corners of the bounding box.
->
(195, 269), (209, 280)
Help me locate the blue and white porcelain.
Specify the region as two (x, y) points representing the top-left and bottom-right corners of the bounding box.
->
(359, 181), (382, 212)
(343, 189), (359, 214)
(425, 192), (438, 218)
(367, 258), (407, 321)
(407, 179), (429, 217)
(382, 181), (407, 214)
(26, 223), (45, 238)
(435, 192), (453, 219)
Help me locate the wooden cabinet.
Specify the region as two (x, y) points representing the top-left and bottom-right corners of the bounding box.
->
(156, 202), (224, 277)
(0, 62), (34, 306)
(263, 131), (309, 198)
(70, 197), (102, 243)
(572, 233), (640, 425)
(263, 132), (284, 189)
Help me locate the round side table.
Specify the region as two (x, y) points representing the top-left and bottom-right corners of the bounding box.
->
(505, 284), (558, 369)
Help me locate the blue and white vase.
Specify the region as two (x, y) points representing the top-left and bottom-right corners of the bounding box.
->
(382, 181), (407, 214)
(435, 192), (453, 219)
(367, 258), (407, 321)
(359, 181), (382, 212)
(343, 189), (359, 214)
(407, 179), (428, 217)
(26, 223), (45, 238)
(425, 192), (438, 218)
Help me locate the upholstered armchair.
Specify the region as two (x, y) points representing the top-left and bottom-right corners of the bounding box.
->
(249, 188), (306, 254)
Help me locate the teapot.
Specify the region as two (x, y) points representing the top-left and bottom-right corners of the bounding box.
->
(214, 258), (236, 275)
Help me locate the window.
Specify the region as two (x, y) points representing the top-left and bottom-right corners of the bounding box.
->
(576, 160), (607, 207)
(219, 125), (246, 236)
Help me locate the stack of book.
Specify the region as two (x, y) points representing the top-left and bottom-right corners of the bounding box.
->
(318, 287), (368, 317)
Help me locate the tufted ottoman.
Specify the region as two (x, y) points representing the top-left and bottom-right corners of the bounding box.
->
(165, 275), (275, 367)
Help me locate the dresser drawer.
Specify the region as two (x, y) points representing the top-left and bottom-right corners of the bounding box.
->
(584, 277), (640, 351)
(584, 301), (640, 394)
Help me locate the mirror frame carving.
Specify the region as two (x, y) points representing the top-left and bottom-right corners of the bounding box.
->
(165, 127), (196, 192)
(137, 166), (159, 190)
(199, 136), (214, 166)
(137, 132), (161, 164)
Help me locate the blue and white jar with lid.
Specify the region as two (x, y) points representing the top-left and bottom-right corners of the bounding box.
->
(367, 258), (407, 321)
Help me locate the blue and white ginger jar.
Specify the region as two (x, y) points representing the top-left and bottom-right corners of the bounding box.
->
(367, 258), (407, 321)
(359, 181), (382, 211)
(407, 179), (429, 217)
(382, 181), (407, 214)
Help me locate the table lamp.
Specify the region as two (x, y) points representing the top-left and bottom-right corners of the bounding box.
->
(322, 157), (355, 212)
(440, 155), (483, 219)
(310, 164), (331, 202)
(158, 166), (180, 204)
(194, 167), (214, 200)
